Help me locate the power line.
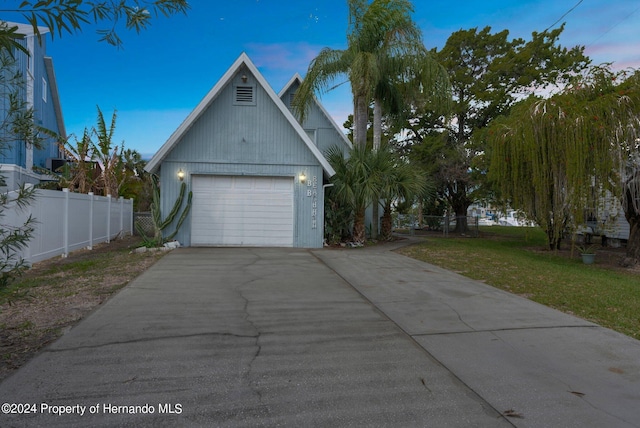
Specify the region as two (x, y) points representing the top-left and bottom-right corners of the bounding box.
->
(585, 5), (640, 51)
(544, 0), (584, 32)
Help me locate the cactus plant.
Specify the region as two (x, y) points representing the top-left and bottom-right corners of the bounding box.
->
(137, 174), (192, 247)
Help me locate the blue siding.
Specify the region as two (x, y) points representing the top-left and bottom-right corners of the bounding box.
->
(0, 38), (28, 166)
(33, 40), (61, 168)
(166, 68), (318, 167)
(0, 31), (61, 172)
(280, 80), (351, 157)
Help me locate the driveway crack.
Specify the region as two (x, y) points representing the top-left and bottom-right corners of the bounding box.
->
(45, 331), (259, 352)
(235, 276), (265, 406)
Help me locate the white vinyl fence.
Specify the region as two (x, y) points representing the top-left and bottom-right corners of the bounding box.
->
(4, 188), (133, 264)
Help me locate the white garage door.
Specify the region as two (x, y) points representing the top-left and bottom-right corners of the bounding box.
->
(191, 175), (294, 247)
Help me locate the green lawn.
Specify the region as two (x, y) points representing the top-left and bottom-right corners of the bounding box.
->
(398, 226), (640, 340)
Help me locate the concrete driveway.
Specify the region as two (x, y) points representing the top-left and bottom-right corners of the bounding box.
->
(1, 242), (639, 427)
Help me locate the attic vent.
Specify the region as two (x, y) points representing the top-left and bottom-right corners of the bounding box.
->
(236, 85), (254, 103)
(289, 92), (296, 108)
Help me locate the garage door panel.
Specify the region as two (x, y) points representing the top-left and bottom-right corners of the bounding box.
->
(191, 176), (294, 247)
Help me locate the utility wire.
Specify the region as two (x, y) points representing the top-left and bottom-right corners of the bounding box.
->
(585, 5), (640, 50)
(543, 0), (584, 32)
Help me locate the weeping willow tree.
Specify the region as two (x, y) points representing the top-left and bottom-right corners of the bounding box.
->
(488, 66), (640, 252)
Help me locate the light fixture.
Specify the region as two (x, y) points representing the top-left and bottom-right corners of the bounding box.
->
(177, 169), (185, 181)
(241, 74), (248, 83)
(299, 173), (307, 184)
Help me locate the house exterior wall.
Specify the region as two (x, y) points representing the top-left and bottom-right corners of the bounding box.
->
(157, 66), (326, 248)
(0, 26), (62, 189)
(0, 37), (29, 167)
(280, 81), (351, 157)
(33, 57), (62, 169)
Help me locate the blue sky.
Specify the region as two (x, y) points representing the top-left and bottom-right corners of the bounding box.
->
(11, 0), (640, 158)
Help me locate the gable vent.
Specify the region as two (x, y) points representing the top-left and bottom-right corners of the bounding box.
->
(236, 86), (254, 103)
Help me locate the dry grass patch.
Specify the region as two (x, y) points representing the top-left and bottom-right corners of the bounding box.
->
(0, 236), (166, 381)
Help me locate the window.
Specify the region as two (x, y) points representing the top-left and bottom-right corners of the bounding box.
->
(305, 129), (316, 145)
(42, 78), (47, 102)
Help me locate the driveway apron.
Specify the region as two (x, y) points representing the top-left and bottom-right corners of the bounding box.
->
(1, 243), (639, 427)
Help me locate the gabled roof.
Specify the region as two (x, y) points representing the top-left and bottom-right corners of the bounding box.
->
(279, 73), (353, 151)
(145, 53), (335, 176)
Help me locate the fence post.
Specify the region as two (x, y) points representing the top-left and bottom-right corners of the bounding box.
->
(62, 188), (69, 257)
(130, 198), (134, 235)
(119, 197), (124, 236)
(22, 185), (35, 264)
(88, 192), (94, 250)
(107, 194), (112, 243)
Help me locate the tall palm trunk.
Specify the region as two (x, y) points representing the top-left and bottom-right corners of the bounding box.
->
(373, 99), (382, 150)
(370, 99), (383, 240)
(354, 94), (369, 148)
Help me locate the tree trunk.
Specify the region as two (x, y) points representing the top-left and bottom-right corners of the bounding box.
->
(370, 99), (382, 240)
(371, 202), (379, 240)
(373, 99), (382, 150)
(545, 223), (562, 251)
(624, 218), (640, 265)
(451, 201), (468, 234)
(354, 95), (369, 148)
(353, 207), (366, 244)
(623, 173), (640, 265)
(380, 201), (393, 241)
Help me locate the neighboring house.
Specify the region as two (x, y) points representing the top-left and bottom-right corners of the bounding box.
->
(584, 191), (629, 242)
(0, 22), (66, 190)
(145, 53), (351, 248)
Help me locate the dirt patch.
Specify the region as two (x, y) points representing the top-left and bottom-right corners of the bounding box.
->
(0, 236), (166, 382)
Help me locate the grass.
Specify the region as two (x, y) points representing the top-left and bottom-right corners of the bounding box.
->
(398, 226), (640, 340)
(0, 239), (154, 305)
(0, 236), (166, 380)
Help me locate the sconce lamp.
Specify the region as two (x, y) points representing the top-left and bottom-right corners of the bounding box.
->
(299, 173), (307, 184)
(177, 169), (185, 181)
(241, 74), (248, 83)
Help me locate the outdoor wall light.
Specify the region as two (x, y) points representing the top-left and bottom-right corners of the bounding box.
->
(299, 173), (307, 184)
(177, 169), (185, 181)
(241, 74), (248, 83)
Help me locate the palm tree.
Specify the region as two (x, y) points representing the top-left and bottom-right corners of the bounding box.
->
(376, 147), (431, 240)
(56, 128), (97, 194)
(326, 144), (380, 243)
(294, 0), (449, 238)
(326, 142), (428, 243)
(93, 107), (121, 197)
(294, 0), (422, 148)
(369, 52), (451, 238)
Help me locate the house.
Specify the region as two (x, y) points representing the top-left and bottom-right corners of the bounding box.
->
(145, 53), (351, 248)
(584, 190), (629, 243)
(0, 22), (66, 190)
